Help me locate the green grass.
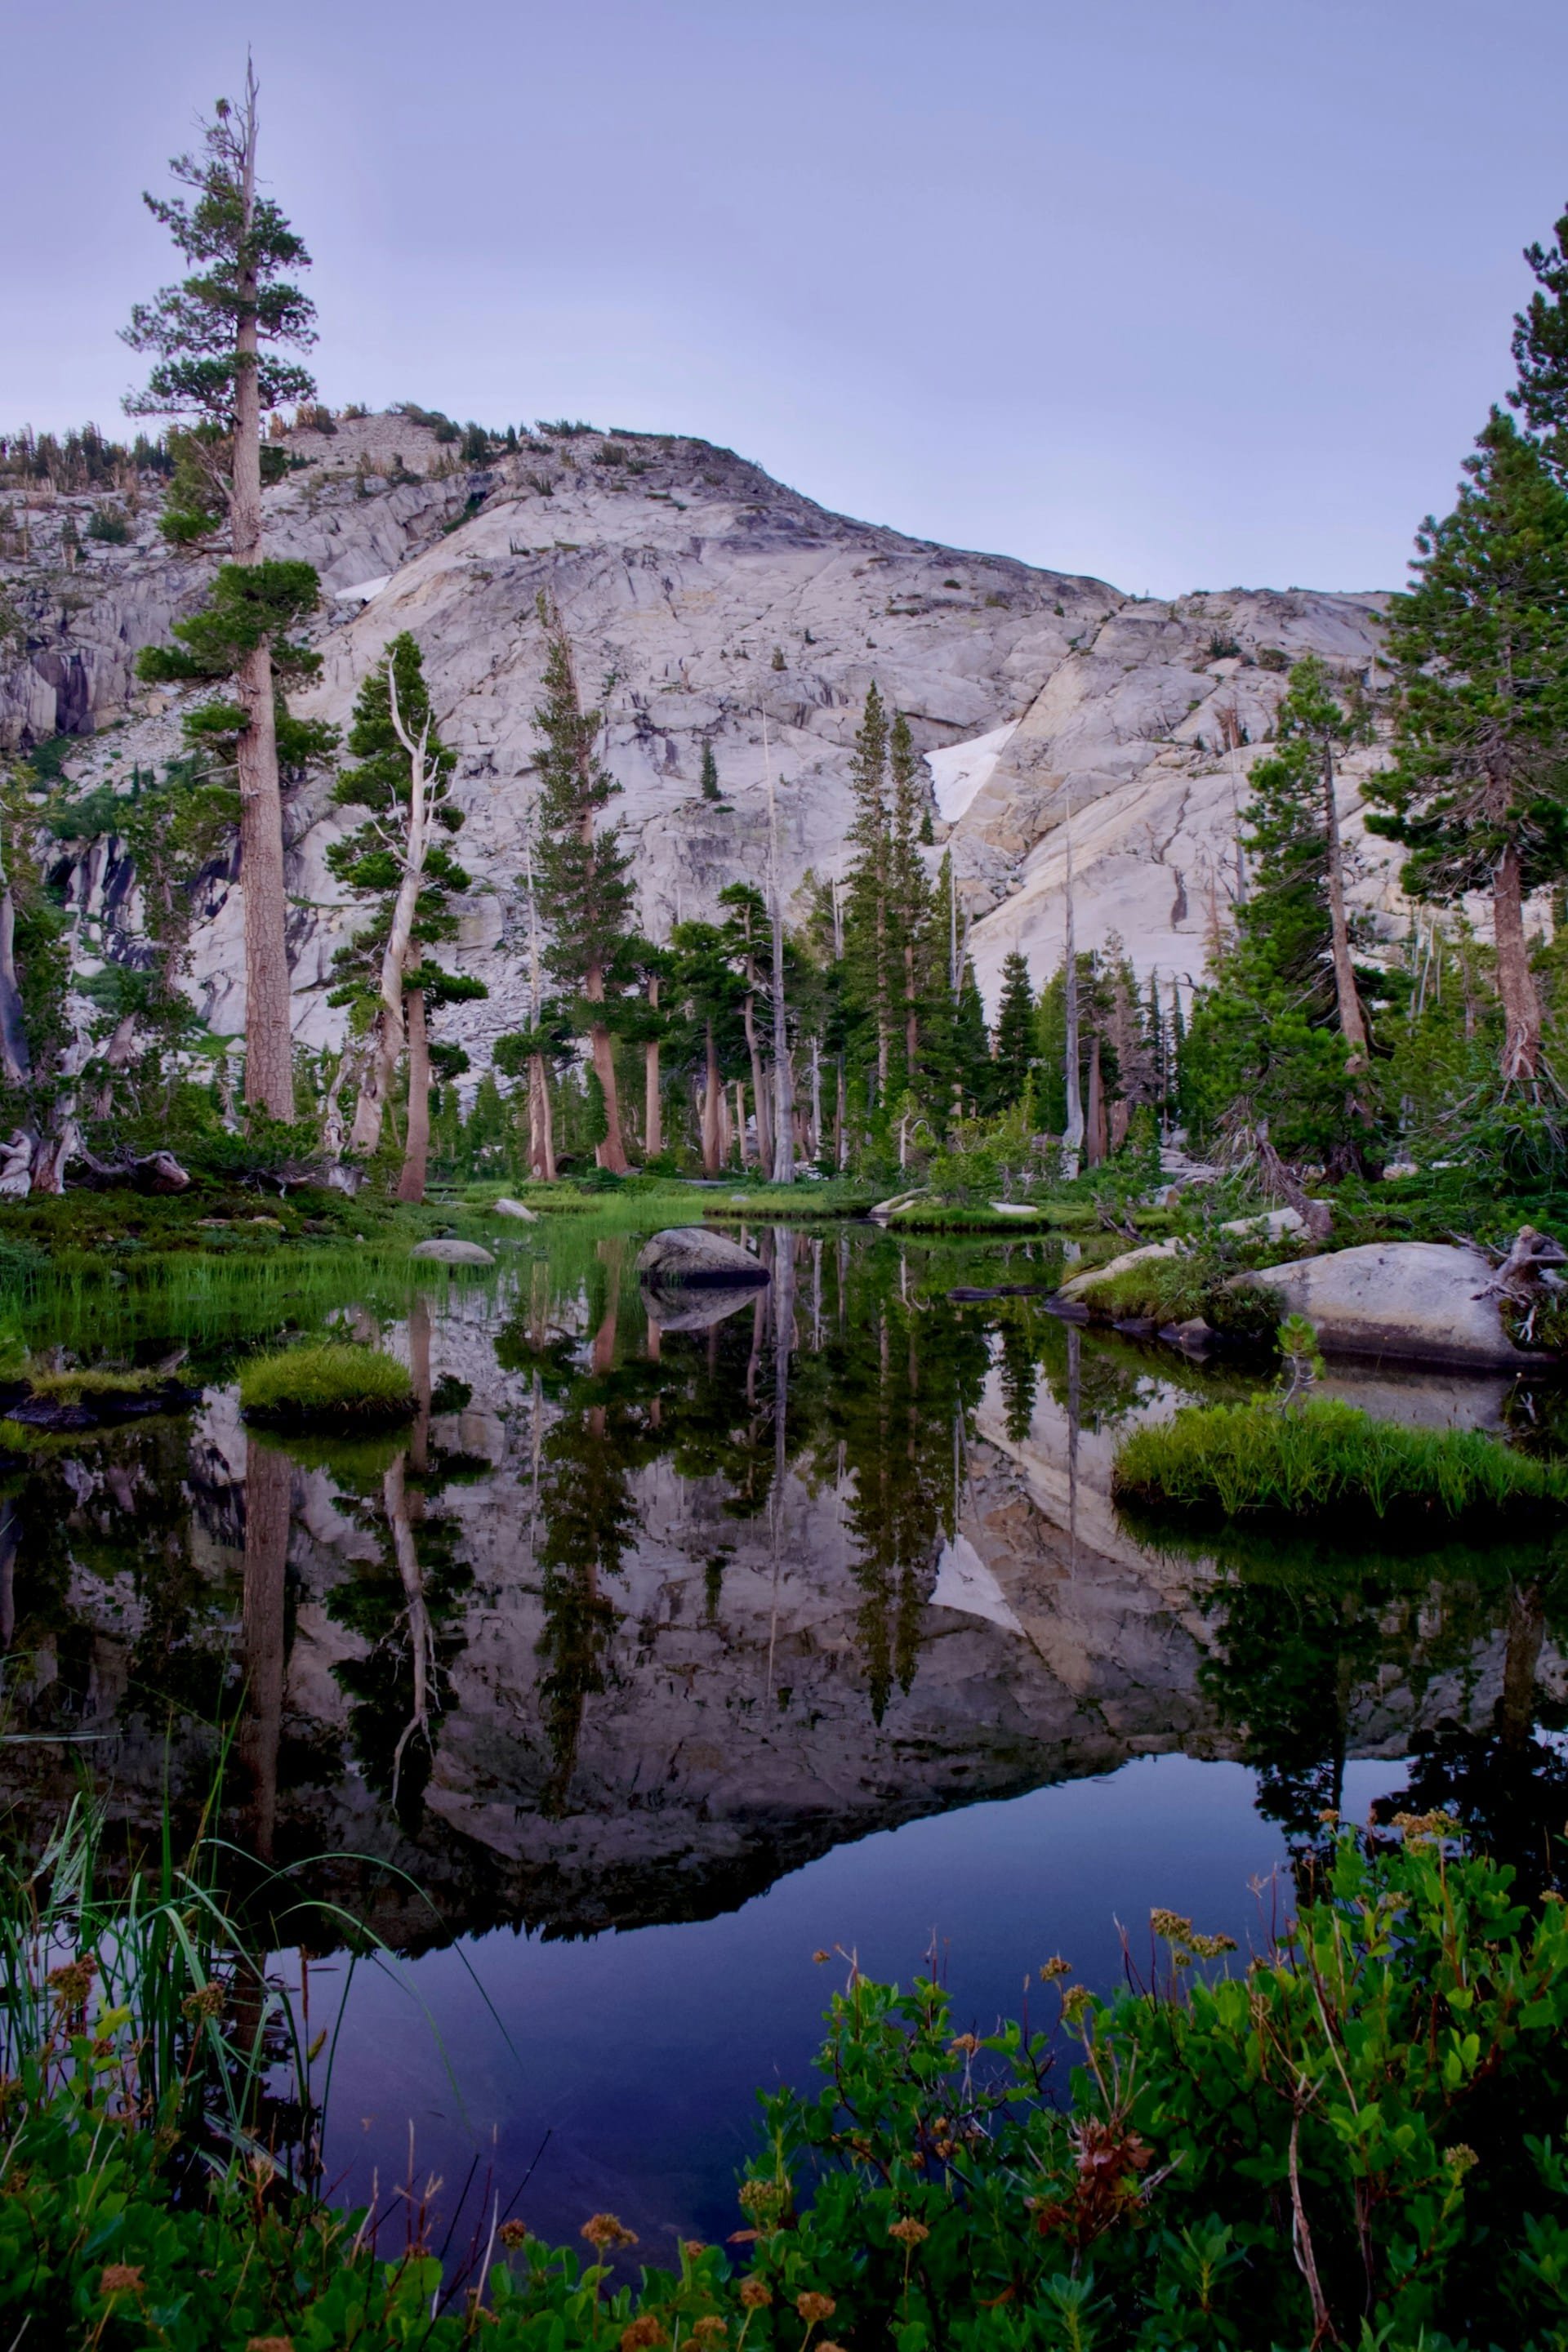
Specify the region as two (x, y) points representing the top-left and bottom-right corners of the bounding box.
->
(1078, 1252), (1283, 1341)
(238, 1340), (416, 1429)
(889, 1201), (1056, 1232)
(1113, 1395), (1568, 1524)
(20, 1365), (166, 1402)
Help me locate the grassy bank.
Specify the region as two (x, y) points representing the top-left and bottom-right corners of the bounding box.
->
(7, 1817), (1568, 2347)
(1114, 1394), (1568, 1523)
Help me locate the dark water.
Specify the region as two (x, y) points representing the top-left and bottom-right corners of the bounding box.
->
(1, 1218), (1564, 2253)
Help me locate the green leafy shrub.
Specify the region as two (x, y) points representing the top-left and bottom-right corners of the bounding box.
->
(1114, 1394), (1568, 1523)
(238, 1340), (414, 1428)
(84, 504), (130, 543)
(10, 1833), (1568, 2346)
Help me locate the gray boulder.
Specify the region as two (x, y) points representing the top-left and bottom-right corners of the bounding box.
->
(410, 1237), (497, 1267)
(492, 1197), (539, 1223)
(1234, 1241), (1543, 1369)
(635, 1226), (768, 1287)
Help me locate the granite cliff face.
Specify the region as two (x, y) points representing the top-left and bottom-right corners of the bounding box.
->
(1, 411), (1406, 1054)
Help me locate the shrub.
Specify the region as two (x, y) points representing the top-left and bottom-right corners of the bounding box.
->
(9, 1833), (1568, 2346)
(85, 505), (130, 543)
(238, 1340), (414, 1428)
(1114, 1394), (1568, 1524)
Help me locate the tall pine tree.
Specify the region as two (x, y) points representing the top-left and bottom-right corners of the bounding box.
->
(991, 951), (1036, 1109)
(888, 710), (937, 1097)
(123, 66), (318, 1121)
(843, 684), (893, 1107)
(1367, 412), (1568, 1087)
(532, 594), (636, 1171)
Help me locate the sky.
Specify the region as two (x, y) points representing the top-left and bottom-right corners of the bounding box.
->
(5, 0), (1567, 598)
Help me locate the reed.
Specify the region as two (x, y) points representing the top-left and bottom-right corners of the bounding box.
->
(1113, 1395), (1568, 1523)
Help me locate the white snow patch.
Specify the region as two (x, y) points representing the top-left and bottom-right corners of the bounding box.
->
(332, 576), (392, 604)
(930, 1535), (1025, 1636)
(928, 722), (1018, 823)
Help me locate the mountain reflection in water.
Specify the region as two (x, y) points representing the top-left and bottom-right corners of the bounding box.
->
(1, 1222), (1565, 2240)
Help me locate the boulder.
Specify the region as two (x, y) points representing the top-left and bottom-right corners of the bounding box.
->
(1232, 1241), (1544, 1369)
(635, 1227), (768, 1287)
(1058, 1236), (1178, 1299)
(410, 1238), (497, 1267)
(870, 1187), (929, 1222)
(1058, 1207), (1307, 1301)
(492, 1197), (539, 1223)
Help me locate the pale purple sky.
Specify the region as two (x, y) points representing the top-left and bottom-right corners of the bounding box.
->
(7, 0), (1566, 596)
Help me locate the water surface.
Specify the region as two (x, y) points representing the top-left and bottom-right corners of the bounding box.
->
(1, 1217), (1562, 2249)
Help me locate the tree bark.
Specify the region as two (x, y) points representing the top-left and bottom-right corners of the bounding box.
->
(231, 107), (294, 1125)
(1494, 839), (1543, 1082)
(742, 981), (773, 1173)
(528, 1052), (556, 1180)
(1321, 741), (1370, 1071)
(1086, 1033), (1107, 1165)
(644, 970), (662, 1160)
(395, 987), (430, 1202)
(236, 644), (295, 1120)
(588, 1015), (629, 1170)
(701, 1019), (721, 1176)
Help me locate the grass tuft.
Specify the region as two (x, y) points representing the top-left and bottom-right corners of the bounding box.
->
(238, 1340), (415, 1429)
(1113, 1396), (1568, 1525)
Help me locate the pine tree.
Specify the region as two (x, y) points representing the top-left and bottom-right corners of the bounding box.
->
(532, 593), (636, 1170)
(1183, 709), (1383, 1163)
(991, 951), (1036, 1109)
(1367, 412), (1568, 1085)
(671, 920), (745, 1174)
(327, 633), (486, 1197)
(1273, 656), (1375, 1074)
(842, 684), (893, 1107)
(699, 740), (722, 802)
(1511, 199), (1568, 476)
(123, 66), (318, 1121)
(887, 710), (937, 1095)
(719, 882), (773, 1169)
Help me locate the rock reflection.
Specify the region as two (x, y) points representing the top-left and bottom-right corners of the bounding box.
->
(0, 1226), (1561, 1941)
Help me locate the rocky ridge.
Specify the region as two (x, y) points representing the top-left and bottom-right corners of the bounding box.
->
(0, 412), (1428, 1065)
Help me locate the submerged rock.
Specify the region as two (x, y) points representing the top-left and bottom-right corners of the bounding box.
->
(1234, 1241), (1544, 1368)
(635, 1227), (768, 1287)
(4, 1376), (200, 1432)
(410, 1238), (497, 1267)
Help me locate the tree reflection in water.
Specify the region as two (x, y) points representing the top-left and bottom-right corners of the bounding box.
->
(0, 1225), (1561, 1935)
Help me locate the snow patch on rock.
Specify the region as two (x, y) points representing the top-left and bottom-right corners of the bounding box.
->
(929, 722), (1019, 823)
